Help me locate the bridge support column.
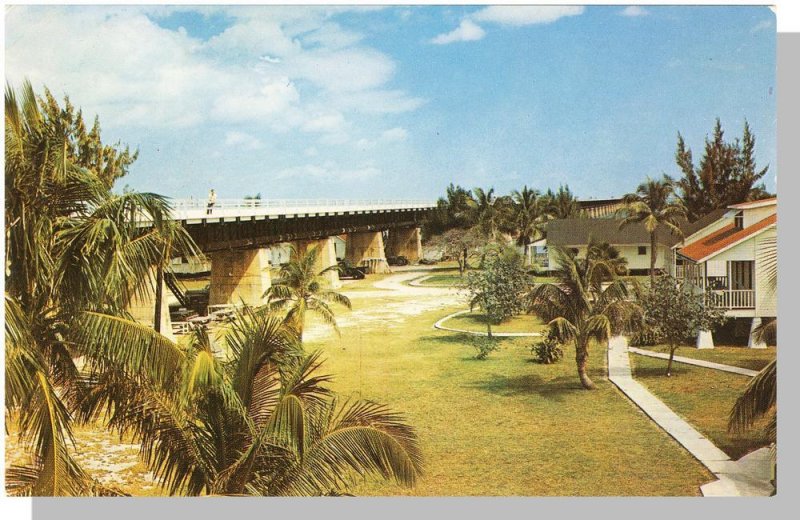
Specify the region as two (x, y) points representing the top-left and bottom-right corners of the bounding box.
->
(209, 248), (271, 307)
(128, 270), (175, 342)
(294, 238), (341, 289)
(346, 231), (391, 274)
(385, 227), (423, 263)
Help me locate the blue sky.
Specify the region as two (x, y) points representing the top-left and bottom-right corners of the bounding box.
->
(5, 5), (776, 201)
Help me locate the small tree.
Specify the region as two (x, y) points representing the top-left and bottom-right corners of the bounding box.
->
(465, 251), (531, 338)
(640, 275), (727, 376)
(428, 227), (485, 276)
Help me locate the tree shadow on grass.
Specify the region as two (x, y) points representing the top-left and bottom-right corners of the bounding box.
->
(418, 334), (516, 347)
(465, 373), (587, 401)
(630, 365), (690, 378)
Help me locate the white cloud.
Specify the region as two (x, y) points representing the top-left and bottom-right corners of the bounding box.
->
(304, 146), (319, 157)
(472, 6), (585, 26)
(353, 126), (408, 151)
(301, 22), (363, 49)
(620, 6), (649, 18)
(431, 6), (585, 46)
(224, 131), (263, 150)
(211, 77), (300, 123)
(332, 89), (426, 114)
(276, 162), (381, 181)
(290, 47), (396, 92)
(751, 19), (774, 34)
(4, 5), (421, 133)
(431, 20), (486, 45)
(381, 127), (408, 142)
(302, 112), (346, 133)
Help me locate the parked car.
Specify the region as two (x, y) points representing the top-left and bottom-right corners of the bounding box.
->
(337, 260), (366, 280)
(386, 255), (409, 266)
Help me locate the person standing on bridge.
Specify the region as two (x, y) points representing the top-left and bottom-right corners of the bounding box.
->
(207, 189), (217, 215)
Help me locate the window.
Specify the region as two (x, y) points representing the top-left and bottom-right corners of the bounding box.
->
(734, 210), (744, 229)
(638, 246), (647, 255)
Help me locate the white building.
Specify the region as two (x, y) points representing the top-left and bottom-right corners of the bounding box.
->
(674, 197), (777, 348)
(543, 218), (683, 275)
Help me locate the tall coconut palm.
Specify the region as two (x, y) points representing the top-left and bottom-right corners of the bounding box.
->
(544, 185), (581, 220)
(586, 238), (629, 277)
(619, 175), (687, 285)
(468, 187), (507, 240)
(526, 247), (641, 389)
(75, 307), (423, 496)
(5, 80), (198, 495)
(511, 186), (551, 263)
(265, 245), (351, 342)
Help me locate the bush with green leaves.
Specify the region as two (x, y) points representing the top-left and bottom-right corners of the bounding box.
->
(629, 326), (660, 347)
(531, 334), (564, 364)
(471, 336), (499, 360)
(465, 251), (532, 338)
(640, 275), (727, 376)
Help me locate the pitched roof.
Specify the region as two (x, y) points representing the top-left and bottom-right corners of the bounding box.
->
(728, 197), (777, 210)
(546, 218), (682, 247)
(678, 214), (777, 263)
(680, 207), (728, 239)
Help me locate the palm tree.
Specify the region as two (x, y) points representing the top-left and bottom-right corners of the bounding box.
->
(544, 185), (580, 220)
(526, 247), (641, 389)
(75, 307), (423, 495)
(265, 245), (352, 342)
(5, 81), (197, 495)
(619, 175), (687, 285)
(468, 187), (508, 240)
(511, 186), (551, 264)
(586, 238), (628, 277)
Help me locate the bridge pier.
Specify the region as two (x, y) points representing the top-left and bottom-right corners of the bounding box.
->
(294, 238), (342, 289)
(128, 271), (176, 341)
(385, 227), (423, 263)
(346, 231), (391, 274)
(209, 248), (272, 307)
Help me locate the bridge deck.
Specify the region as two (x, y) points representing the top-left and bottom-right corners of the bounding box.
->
(167, 199), (436, 223)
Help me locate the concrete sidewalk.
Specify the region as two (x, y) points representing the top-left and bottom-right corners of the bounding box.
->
(607, 336), (774, 497)
(629, 347), (759, 377)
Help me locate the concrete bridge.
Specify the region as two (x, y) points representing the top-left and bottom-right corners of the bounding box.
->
(129, 198), (436, 335)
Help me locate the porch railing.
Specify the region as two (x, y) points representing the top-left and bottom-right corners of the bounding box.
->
(709, 289), (755, 309)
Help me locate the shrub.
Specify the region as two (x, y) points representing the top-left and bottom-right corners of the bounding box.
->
(531, 334), (564, 364)
(472, 337), (499, 360)
(629, 326), (659, 347)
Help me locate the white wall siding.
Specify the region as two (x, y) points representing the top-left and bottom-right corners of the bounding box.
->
(545, 243), (671, 271)
(743, 205), (777, 228)
(755, 227), (777, 317)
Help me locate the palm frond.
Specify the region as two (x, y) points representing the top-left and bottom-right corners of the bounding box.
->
(729, 359), (776, 438)
(72, 311), (185, 388)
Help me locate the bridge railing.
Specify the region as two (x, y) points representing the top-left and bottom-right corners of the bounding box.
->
(171, 198), (436, 211)
(165, 198), (437, 220)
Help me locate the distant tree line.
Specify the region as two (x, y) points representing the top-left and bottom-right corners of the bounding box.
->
(424, 118), (773, 250)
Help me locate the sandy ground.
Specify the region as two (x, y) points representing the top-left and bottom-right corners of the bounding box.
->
(6, 271), (462, 495)
(302, 272), (465, 342)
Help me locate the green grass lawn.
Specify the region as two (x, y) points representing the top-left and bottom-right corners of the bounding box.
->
(636, 345), (776, 372)
(305, 302), (713, 496)
(443, 311), (548, 334)
(630, 354), (771, 460)
(414, 273), (465, 287)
